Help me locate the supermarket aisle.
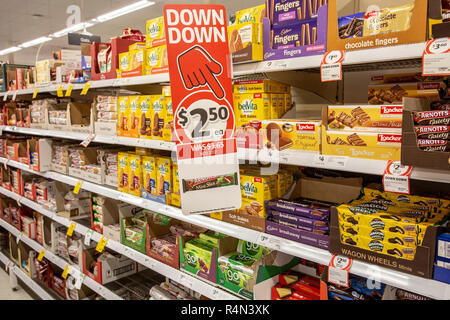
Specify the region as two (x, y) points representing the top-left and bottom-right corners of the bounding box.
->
(0, 267), (33, 300)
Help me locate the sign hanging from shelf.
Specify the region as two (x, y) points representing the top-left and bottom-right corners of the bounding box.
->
(422, 37), (450, 76)
(320, 50), (345, 82)
(328, 254), (353, 287)
(32, 89), (39, 99)
(382, 160), (412, 195)
(164, 4), (241, 215)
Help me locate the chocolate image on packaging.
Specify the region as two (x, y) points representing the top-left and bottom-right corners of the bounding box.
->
(415, 126), (450, 140)
(229, 29), (243, 53)
(182, 173), (238, 193)
(414, 110), (450, 126)
(363, 3), (414, 37)
(272, 19), (317, 49)
(351, 107), (371, 125)
(338, 13), (364, 39)
(271, 0), (304, 25)
(265, 122), (293, 150)
(347, 133), (367, 146)
(417, 139), (450, 152)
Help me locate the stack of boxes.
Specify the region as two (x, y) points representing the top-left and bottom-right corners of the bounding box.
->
(322, 105), (403, 161)
(145, 16), (168, 75)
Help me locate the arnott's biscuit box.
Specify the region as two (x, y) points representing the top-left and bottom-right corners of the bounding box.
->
(329, 183), (450, 278)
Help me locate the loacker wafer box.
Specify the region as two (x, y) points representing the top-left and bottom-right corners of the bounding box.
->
(327, 105), (403, 132)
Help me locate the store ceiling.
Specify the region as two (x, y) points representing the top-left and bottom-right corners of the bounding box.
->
(0, 0), (263, 65)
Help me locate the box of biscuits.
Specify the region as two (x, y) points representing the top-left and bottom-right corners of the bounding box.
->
(368, 82), (443, 105)
(228, 21), (263, 63)
(145, 45), (168, 75)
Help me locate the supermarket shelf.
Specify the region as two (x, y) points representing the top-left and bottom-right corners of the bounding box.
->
(0, 250), (55, 300)
(0, 184), (240, 300)
(2, 125), (449, 182)
(0, 126), (176, 152)
(0, 157), (449, 299)
(0, 218), (123, 300)
(233, 42), (425, 76)
(0, 42), (427, 98)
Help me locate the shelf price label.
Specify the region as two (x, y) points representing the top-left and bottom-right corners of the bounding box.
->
(32, 89), (39, 99)
(62, 264), (71, 279)
(80, 133), (96, 148)
(11, 91), (17, 101)
(321, 50), (345, 82)
(65, 84), (75, 97)
(73, 180), (83, 194)
(164, 4), (241, 215)
(80, 81), (92, 95)
(3, 91), (9, 101)
(74, 273), (85, 290)
(328, 255), (353, 287)
(57, 85), (65, 97)
(96, 236), (108, 252)
(84, 229), (94, 246)
(37, 249), (46, 262)
(67, 222), (76, 237)
(422, 38), (450, 76)
(383, 161), (412, 195)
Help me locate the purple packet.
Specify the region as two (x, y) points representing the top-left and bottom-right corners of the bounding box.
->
(268, 209), (329, 228)
(265, 199), (330, 220)
(268, 215), (329, 234)
(271, 0), (304, 25)
(271, 19), (318, 49)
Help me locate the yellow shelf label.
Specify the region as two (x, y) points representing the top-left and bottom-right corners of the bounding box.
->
(62, 264), (71, 279)
(57, 85), (64, 97)
(65, 84), (75, 97)
(96, 236), (108, 253)
(73, 181), (83, 195)
(80, 81), (92, 95)
(37, 249), (46, 262)
(32, 89), (39, 99)
(67, 222), (76, 237)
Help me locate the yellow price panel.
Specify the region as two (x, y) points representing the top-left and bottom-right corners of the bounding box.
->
(67, 222), (76, 237)
(32, 88), (39, 99)
(96, 236), (108, 253)
(57, 85), (65, 97)
(80, 81), (92, 95)
(65, 84), (75, 97)
(62, 264), (71, 279)
(73, 181), (83, 195)
(37, 249), (46, 262)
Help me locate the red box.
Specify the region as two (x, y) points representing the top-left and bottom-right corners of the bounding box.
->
(34, 257), (52, 287)
(51, 273), (67, 299)
(90, 38), (140, 81)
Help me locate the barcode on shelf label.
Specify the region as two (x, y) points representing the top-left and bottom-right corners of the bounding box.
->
(84, 229), (93, 246)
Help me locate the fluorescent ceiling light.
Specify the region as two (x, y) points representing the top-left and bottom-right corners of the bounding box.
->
(51, 22), (95, 38)
(20, 36), (52, 48)
(0, 46), (21, 56)
(96, 0), (155, 22)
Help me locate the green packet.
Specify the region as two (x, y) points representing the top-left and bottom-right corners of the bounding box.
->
(152, 213), (172, 226)
(199, 231), (228, 248)
(184, 239), (214, 272)
(236, 240), (272, 259)
(218, 263), (254, 290)
(218, 252), (256, 276)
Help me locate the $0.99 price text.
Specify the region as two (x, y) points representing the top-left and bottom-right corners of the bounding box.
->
(177, 104), (230, 141)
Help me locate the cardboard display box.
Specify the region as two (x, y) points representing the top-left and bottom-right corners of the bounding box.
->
(68, 147), (104, 185)
(49, 263), (67, 299)
(90, 195), (120, 234)
(0, 196), (17, 224)
(103, 202), (138, 242)
(401, 98), (450, 171)
(216, 244), (300, 299)
(82, 247), (138, 285)
(9, 233), (20, 265)
(179, 232), (233, 284)
(1, 167), (12, 191)
(68, 102), (94, 134)
(5, 139), (28, 163)
(47, 102), (70, 132)
(146, 216), (181, 269)
(34, 257), (52, 288)
(19, 206), (36, 239)
(327, 0), (438, 51)
(18, 242), (36, 278)
(65, 277), (95, 300)
(41, 215), (55, 252)
(50, 142), (79, 175)
(262, 5), (328, 61)
(27, 138), (52, 172)
(120, 214), (152, 254)
(29, 100), (50, 130)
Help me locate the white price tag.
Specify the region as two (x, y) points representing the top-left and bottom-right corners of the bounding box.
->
(328, 255), (353, 288)
(423, 38), (450, 76)
(144, 257), (155, 269)
(179, 273), (193, 289)
(3, 91), (9, 101)
(321, 50), (344, 82)
(258, 233), (281, 250)
(16, 233), (22, 244)
(383, 161), (412, 195)
(84, 229), (94, 246)
(313, 154), (348, 169)
(11, 91), (17, 101)
(80, 134), (96, 148)
(74, 272), (85, 290)
(5, 261), (12, 272)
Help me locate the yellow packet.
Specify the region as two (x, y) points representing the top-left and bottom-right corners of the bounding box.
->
(118, 152), (130, 193)
(156, 156), (172, 196)
(117, 96), (130, 137)
(142, 156), (157, 196)
(236, 4), (266, 24)
(139, 95), (153, 139)
(363, 3), (414, 36)
(171, 163), (180, 207)
(128, 153), (142, 197)
(146, 16), (166, 48)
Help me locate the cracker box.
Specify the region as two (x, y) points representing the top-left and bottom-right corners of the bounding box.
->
(234, 93), (272, 127)
(228, 22), (263, 63)
(142, 156), (157, 196)
(123, 48), (148, 77)
(171, 163), (180, 207)
(118, 152), (130, 193)
(240, 174), (272, 218)
(138, 95), (153, 139)
(233, 79), (288, 94)
(162, 97), (173, 142)
(127, 154), (142, 197)
(322, 129), (402, 161)
(151, 95), (167, 140)
(146, 16), (166, 48)
(117, 96), (130, 137)
(261, 120), (321, 152)
(327, 105), (403, 132)
(145, 45), (169, 74)
(155, 156), (172, 196)
(236, 4), (266, 24)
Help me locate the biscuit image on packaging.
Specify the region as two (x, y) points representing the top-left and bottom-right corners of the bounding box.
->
(351, 107), (371, 126)
(265, 122), (293, 150)
(346, 133), (367, 146)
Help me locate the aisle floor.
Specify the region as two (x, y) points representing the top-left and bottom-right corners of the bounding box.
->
(0, 267), (33, 300)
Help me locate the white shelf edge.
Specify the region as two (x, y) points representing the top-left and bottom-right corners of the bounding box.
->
(0, 217), (123, 300)
(2, 126), (449, 182)
(0, 183), (239, 300)
(0, 157), (448, 300)
(0, 250), (55, 300)
(0, 42), (428, 98)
